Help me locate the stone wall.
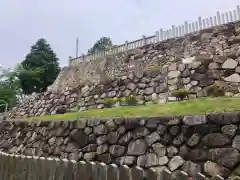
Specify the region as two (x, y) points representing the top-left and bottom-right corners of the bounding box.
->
(1, 112), (240, 178)
(10, 21), (240, 117)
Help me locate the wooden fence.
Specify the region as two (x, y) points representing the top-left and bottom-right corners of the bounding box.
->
(69, 5), (240, 66)
(0, 151), (239, 180)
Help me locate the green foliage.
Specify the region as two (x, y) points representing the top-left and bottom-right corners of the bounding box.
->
(104, 95), (138, 107)
(146, 65), (163, 71)
(69, 106), (80, 112)
(124, 95), (138, 106)
(18, 38), (60, 94)
(88, 37), (113, 54)
(104, 97), (119, 107)
(171, 89), (195, 101)
(0, 66), (21, 112)
(205, 84), (225, 97)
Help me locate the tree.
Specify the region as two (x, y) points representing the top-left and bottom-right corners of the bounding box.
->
(88, 37), (113, 54)
(0, 66), (21, 112)
(19, 38), (60, 94)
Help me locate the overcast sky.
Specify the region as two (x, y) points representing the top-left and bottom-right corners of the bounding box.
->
(0, 0), (239, 68)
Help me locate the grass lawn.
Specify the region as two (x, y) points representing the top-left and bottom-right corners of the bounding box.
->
(26, 97), (240, 121)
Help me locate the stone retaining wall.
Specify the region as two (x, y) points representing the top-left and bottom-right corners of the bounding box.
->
(9, 21), (240, 117)
(1, 112), (240, 177)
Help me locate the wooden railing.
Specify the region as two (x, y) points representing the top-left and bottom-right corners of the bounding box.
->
(69, 5), (240, 66)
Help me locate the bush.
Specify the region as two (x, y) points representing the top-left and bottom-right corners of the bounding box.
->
(125, 95), (138, 106)
(104, 97), (119, 107)
(171, 89), (195, 101)
(146, 65), (163, 71)
(205, 84), (225, 97)
(104, 95), (138, 107)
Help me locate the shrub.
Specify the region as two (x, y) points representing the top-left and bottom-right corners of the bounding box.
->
(205, 84), (225, 97)
(69, 106), (80, 112)
(125, 95), (138, 106)
(146, 65), (163, 71)
(103, 97), (119, 107)
(104, 95), (138, 107)
(171, 89), (195, 101)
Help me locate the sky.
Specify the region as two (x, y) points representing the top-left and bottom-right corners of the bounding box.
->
(0, 0), (239, 68)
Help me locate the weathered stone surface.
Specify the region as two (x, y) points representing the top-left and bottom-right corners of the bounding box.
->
(221, 124), (237, 137)
(187, 133), (201, 147)
(183, 115), (207, 126)
(202, 133), (231, 147)
(70, 130), (88, 148)
(167, 146), (178, 158)
(123, 156), (136, 165)
(118, 132), (133, 145)
(127, 139), (147, 156)
(168, 71), (181, 78)
(137, 153), (159, 168)
(132, 127), (149, 139)
(188, 148), (208, 161)
(207, 112), (240, 124)
(203, 161), (230, 177)
(3, 110), (240, 177)
(182, 161), (201, 177)
(222, 59), (238, 69)
(169, 125), (180, 136)
(152, 143), (166, 157)
(83, 152), (96, 161)
(157, 124), (166, 135)
(107, 131), (120, 144)
(208, 148), (240, 168)
(93, 124), (108, 135)
(145, 132), (160, 146)
(224, 73), (240, 82)
(232, 135), (240, 150)
(96, 144), (108, 155)
(168, 156), (184, 171)
(173, 133), (185, 146)
(109, 145), (125, 157)
(158, 156), (169, 165)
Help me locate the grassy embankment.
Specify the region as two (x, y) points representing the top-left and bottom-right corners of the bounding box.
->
(27, 97), (240, 121)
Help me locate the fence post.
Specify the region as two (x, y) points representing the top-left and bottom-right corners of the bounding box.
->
(125, 41), (128, 51)
(178, 25), (182, 36)
(131, 166), (145, 180)
(237, 5), (240, 20)
(221, 13), (225, 24)
(119, 165), (131, 180)
(202, 19), (206, 29)
(160, 29), (164, 41)
(147, 168), (158, 180)
(198, 17), (202, 30)
(229, 11), (234, 22)
(172, 25), (176, 38)
(225, 12), (229, 23)
(209, 17), (214, 27)
(188, 24), (192, 33)
(68, 56), (72, 65)
(213, 16), (217, 26)
(107, 164), (119, 180)
(206, 18), (210, 28)
(176, 171), (188, 180)
(196, 172), (206, 180)
(217, 11), (221, 25)
(142, 35), (147, 46)
(156, 31), (160, 42)
(161, 169), (171, 180)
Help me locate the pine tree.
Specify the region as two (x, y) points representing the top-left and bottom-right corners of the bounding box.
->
(19, 38), (60, 94)
(88, 37), (113, 54)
